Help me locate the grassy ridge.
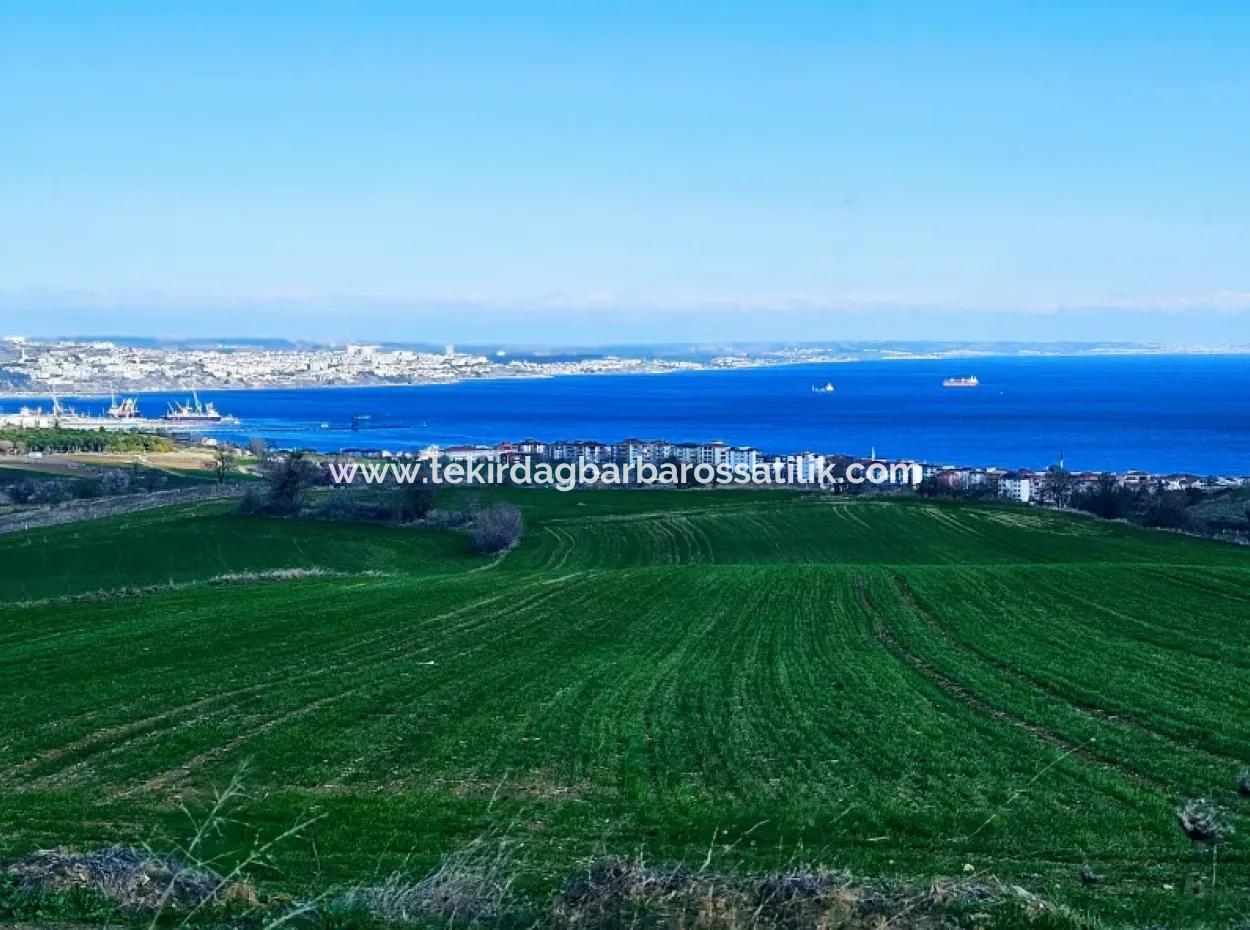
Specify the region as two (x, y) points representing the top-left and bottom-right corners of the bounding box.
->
(1, 491), (1248, 927)
(0, 502), (471, 599)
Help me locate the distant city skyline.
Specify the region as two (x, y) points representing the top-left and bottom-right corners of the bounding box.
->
(2, 2), (1249, 342)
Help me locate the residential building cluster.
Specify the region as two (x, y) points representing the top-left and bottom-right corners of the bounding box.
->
(378, 438), (919, 487)
(0, 339), (734, 392)
(1, 339), (502, 390)
(923, 463), (1245, 503)
(350, 438), (1250, 496)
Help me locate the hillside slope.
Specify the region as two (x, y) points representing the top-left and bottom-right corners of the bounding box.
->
(1, 491), (1247, 928)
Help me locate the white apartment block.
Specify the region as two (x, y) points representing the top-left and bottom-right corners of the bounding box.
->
(998, 473), (1033, 503)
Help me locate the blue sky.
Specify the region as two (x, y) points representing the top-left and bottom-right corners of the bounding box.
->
(2, 1), (1249, 343)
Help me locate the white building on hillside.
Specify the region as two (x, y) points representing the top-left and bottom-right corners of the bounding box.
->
(998, 472), (1033, 503)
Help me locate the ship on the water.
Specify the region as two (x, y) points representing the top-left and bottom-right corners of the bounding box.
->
(107, 392), (142, 419)
(811, 382), (835, 393)
(163, 390), (240, 425)
(0, 389), (238, 431)
(942, 376), (980, 388)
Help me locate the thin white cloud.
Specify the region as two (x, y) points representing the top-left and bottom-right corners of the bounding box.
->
(4, 287), (1250, 320)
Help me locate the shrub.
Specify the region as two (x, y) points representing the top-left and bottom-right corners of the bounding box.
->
(6, 479), (39, 504)
(236, 486), (266, 515)
(99, 469), (132, 496)
(257, 452), (320, 515)
(135, 467), (167, 492)
(395, 483), (437, 522)
(471, 502), (524, 554)
(1177, 798), (1230, 845)
(70, 477), (105, 499)
(1237, 769), (1250, 798)
(31, 480), (70, 506)
(427, 506), (475, 529)
(311, 492), (394, 523)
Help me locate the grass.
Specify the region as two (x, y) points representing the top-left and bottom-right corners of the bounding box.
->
(0, 458), (222, 486)
(0, 500), (471, 599)
(1, 490), (1249, 928)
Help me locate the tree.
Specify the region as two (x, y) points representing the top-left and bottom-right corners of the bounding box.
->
(1040, 467), (1074, 507)
(1073, 474), (1130, 519)
(1141, 490), (1191, 530)
(259, 451), (320, 515)
(247, 436), (270, 462)
(395, 481), (437, 522)
(470, 502), (524, 553)
(915, 477), (952, 499)
(213, 444), (236, 484)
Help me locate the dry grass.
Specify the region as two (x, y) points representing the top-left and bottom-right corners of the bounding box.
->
(550, 858), (1052, 930)
(1, 768), (323, 930)
(0, 845), (255, 915)
(5, 567), (382, 610)
(431, 771), (592, 802)
(344, 839), (522, 927)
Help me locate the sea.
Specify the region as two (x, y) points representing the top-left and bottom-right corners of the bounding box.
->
(5, 354), (1249, 475)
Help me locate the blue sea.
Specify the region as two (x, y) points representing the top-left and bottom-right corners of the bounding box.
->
(6, 355), (1250, 474)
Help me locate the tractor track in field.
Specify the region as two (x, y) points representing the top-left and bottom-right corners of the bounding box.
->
(890, 574), (1250, 769)
(10, 575), (593, 793)
(0, 681), (279, 786)
(1141, 565), (1250, 607)
(1, 583), (536, 785)
(853, 573), (1164, 791)
(1022, 570), (1250, 674)
(23, 706), (245, 790)
(539, 526), (577, 569)
(129, 688), (365, 794)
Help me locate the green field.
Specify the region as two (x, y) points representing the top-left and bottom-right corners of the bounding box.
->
(2, 491), (1248, 927)
(0, 459), (219, 490)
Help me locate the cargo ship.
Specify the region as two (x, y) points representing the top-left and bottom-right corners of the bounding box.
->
(163, 390), (240, 425)
(1, 389), (238, 431)
(942, 376), (980, 388)
(107, 392), (142, 419)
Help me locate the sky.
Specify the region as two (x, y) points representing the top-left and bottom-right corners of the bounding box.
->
(2, 1), (1250, 344)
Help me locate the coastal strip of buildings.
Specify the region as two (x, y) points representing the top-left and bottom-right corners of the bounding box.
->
(0, 337), (846, 392)
(346, 438), (1249, 498)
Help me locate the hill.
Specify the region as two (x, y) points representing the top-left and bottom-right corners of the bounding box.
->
(1, 491), (1247, 928)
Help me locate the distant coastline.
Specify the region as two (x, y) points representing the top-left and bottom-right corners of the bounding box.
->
(4, 339), (1250, 397)
(7, 354), (1246, 475)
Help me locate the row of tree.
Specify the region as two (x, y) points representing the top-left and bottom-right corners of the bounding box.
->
(0, 428), (174, 453)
